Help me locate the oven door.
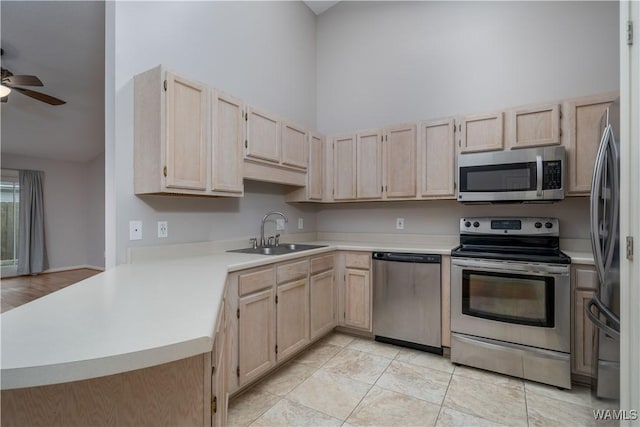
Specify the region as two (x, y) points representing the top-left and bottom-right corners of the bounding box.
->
(451, 257), (570, 353)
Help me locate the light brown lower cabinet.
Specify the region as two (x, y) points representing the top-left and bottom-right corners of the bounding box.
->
(238, 286), (276, 387)
(310, 268), (336, 340)
(572, 264), (598, 377)
(212, 300), (229, 427)
(339, 252), (372, 332)
(277, 278), (310, 360)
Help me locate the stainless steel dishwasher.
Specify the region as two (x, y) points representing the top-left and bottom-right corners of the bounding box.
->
(372, 252), (442, 354)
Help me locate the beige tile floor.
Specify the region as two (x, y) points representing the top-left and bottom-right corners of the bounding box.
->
(229, 332), (616, 427)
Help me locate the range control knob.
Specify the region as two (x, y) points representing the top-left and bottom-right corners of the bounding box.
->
(473, 221), (480, 228)
(545, 222), (553, 229)
(535, 222), (542, 229)
(464, 221), (471, 228)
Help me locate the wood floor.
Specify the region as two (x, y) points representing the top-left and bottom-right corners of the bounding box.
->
(1, 268), (101, 313)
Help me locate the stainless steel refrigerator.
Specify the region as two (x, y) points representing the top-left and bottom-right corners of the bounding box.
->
(587, 99), (621, 400)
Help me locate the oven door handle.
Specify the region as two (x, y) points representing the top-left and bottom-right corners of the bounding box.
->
(452, 258), (569, 275)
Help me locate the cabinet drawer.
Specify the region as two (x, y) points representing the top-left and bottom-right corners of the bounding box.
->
(277, 259), (309, 284)
(239, 267), (275, 296)
(573, 265), (598, 291)
(310, 254), (334, 274)
(345, 252), (371, 269)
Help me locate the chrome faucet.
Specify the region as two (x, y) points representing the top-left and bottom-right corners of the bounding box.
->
(260, 211), (288, 247)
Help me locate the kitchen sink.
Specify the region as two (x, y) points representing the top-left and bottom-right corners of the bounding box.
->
(227, 243), (326, 256)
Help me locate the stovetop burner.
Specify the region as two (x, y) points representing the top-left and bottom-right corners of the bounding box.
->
(450, 217), (571, 265)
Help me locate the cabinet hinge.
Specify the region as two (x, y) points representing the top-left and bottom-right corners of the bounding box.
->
(163, 166), (167, 177)
(236, 366), (240, 377)
(212, 365), (215, 375)
(385, 135), (388, 142)
(275, 345), (278, 354)
(381, 185), (383, 193)
(236, 308), (240, 319)
(211, 396), (217, 414)
(275, 295), (278, 304)
(380, 135), (383, 142)
(627, 20), (634, 46)
(245, 139), (248, 149)
(344, 311), (346, 319)
(245, 111), (248, 121)
(626, 236), (634, 261)
(163, 80), (167, 91)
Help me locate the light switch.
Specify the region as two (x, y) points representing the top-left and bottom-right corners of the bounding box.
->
(396, 218), (405, 230)
(129, 220), (142, 240)
(276, 219), (285, 230)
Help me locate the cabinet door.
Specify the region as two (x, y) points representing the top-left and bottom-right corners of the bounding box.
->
(507, 103), (560, 149)
(246, 106), (280, 163)
(385, 124), (417, 198)
(165, 71), (208, 191)
(282, 122), (308, 169)
(333, 135), (357, 200)
(307, 133), (324, 200)
(344, 268), (371, 331)
(563, 93), (617, 194)
(277, 279), (310, 361)
(238, 288), (276, 386)
(459, 111), (503, 153)
(310, 269), (336, 340)
(422, 118), (455, 198)
(212, 90), (244, 193)
(573, 290), (596, 376)
(356, 130), (383, 199)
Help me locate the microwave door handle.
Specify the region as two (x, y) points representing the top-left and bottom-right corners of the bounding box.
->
(536, 155), (543, 197)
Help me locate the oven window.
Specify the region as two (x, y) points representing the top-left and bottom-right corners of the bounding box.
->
(460, 162), (536, 192)
(462, 270), (554, 327)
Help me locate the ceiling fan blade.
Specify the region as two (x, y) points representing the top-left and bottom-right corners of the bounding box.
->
(12, 86), (66, 105)
(4, 75), (43, 86)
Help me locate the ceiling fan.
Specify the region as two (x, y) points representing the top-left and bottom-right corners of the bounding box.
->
(0, 49), (66, 106)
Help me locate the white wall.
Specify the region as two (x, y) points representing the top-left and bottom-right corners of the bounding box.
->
(86, 152), (105, 268)
(113, 1), (317, 264)
(315, 1), (619, 239)
(317, 1), (620, 134)
(1, 153), (105, 270)
(317, 197), (590, 239)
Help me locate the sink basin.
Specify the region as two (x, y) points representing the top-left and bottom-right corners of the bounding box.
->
(227, 243), (326, 256)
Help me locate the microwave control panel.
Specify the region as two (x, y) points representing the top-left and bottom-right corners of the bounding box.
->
(542, 161), (562, 190)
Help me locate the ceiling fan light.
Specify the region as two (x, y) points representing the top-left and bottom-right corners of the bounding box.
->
(0, 84), (11, 97)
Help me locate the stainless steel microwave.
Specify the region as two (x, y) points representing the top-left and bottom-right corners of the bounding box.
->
(457, 146), (565, 203)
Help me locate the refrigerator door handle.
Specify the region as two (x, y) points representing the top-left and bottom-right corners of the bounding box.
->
(590, 124), (613, 285)
(586, 296), (620, 338)
(603, 127), (620, 273)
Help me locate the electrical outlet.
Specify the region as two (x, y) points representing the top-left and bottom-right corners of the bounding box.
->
(157, 221), (168, 238)
(276, 218), (285, 230)
(129, 220), (142, 240)
(396, 218), (405, 230)
(298, 218), (304, 229)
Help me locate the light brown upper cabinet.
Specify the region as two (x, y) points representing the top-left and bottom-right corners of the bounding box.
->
(333, 134), (357, 200)
(133, 65), (242, 197)
(307, 132), (324, 200)
(244, 106), (308, 187)
(356, 129), (383, 199)
(563, 92), (618, 195)
(211, 90), (244, 194)
(459, 111), (504, 153)
(421, 118), (456, 198)
(245, 106), (280, 164)
(384, 124), (417, 198)
(281, 122), (308, 169)
(507, 103), (561, 149)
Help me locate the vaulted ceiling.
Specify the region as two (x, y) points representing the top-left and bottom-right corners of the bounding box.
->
(1, 1), (105, 163)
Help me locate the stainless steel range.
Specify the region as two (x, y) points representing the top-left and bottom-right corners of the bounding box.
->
(450, 217), (572, 389)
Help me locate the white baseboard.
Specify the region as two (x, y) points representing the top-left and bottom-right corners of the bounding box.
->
(42, 265), (105, 274)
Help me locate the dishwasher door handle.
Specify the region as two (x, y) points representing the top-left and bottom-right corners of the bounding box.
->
(373, 252), (441, 263)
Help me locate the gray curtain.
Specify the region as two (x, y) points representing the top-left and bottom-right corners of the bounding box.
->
(17, 170), (48, 275)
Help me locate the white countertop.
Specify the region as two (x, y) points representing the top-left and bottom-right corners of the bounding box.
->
(0, 237), (593, 390)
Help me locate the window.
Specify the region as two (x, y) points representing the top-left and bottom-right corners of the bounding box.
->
(1, 170), (19, 275)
